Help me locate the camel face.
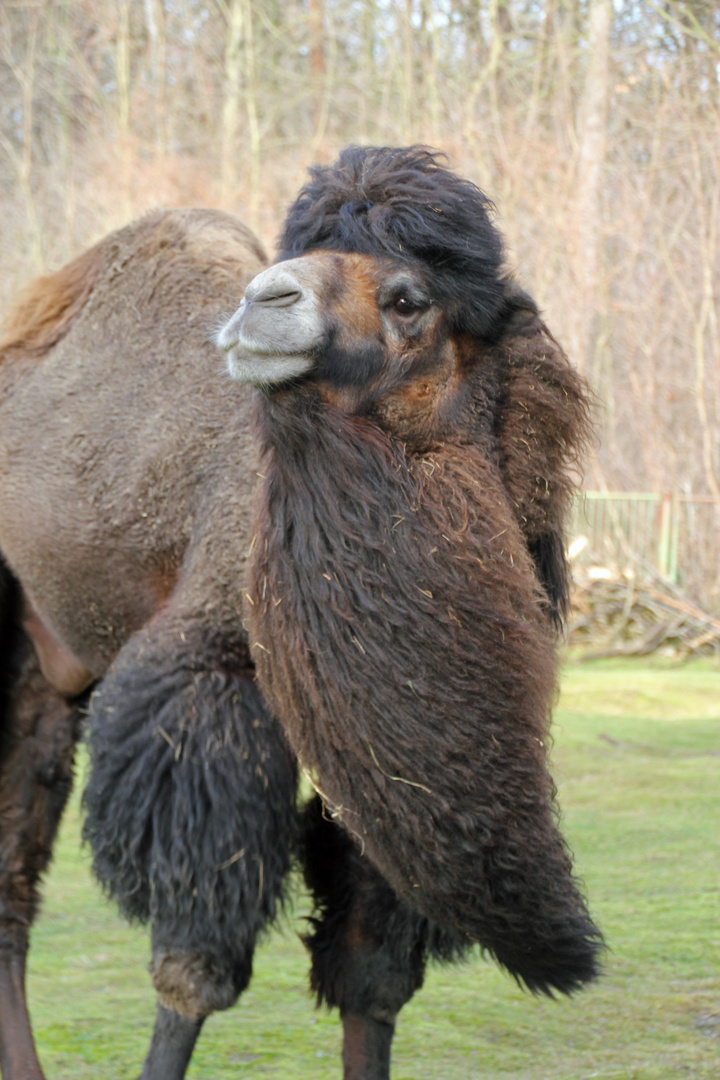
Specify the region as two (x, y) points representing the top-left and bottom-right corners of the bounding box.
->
(217, 251), (469, 443)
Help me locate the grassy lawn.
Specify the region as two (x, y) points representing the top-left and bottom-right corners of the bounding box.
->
(27, 659), (720, 1079)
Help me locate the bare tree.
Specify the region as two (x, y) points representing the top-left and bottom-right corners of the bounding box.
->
(0, 4), (44, 271)
(143, 0), (167, 154)
(1, 0), (718, 504)
(572, 0), (611, 378)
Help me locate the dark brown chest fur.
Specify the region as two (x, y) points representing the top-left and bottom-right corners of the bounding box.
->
(246, 393), (600, 996)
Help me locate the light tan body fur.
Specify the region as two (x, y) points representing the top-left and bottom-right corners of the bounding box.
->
(0, 209), (266, 686)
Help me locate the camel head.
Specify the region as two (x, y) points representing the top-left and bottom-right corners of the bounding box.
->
(216, 145), (530, 451)
(215, 249), (533, 451)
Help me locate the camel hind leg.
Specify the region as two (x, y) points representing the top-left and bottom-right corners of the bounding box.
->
(0, 566), (82, 1080)
(299, 796), (468, 1080)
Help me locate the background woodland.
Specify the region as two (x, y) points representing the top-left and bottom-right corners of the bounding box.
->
(1, 0), (719, 499)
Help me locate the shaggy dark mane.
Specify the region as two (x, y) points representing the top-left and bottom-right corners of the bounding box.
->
(279, 145), (506, 339)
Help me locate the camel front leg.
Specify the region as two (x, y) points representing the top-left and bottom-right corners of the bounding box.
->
(138, 1006), (204, 1080)
(298, 796), (466, 1080)
(340, 1013), (395, 1080)
(137, 941), (254, 1080)
(81, 620), (298, 1080)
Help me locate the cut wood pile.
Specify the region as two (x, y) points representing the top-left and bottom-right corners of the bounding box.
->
(568, 567), (720, 659)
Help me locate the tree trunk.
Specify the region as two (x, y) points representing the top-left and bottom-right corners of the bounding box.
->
(572, 0), (611, 376)
(143, 0), (167, 155)
(219, 0), (244, 201)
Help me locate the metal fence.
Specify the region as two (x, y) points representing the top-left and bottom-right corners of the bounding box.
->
(571, 492), (720, 612)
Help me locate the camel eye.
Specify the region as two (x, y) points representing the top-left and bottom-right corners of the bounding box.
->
(394, 296), (420, 316)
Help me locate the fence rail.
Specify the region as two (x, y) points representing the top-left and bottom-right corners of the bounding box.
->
(571, 492), (720, 613)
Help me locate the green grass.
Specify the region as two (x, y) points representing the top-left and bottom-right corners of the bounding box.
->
(27, 659), (720, 1078)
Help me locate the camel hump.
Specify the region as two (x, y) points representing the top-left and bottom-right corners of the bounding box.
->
(179, 207), (268, 267)
(0, 208), (267, 364)
(0, 243), (103, 359)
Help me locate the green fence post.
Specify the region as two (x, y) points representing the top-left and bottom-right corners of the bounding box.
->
(657, 494), (672, 580)
(669, 494), (679, 585)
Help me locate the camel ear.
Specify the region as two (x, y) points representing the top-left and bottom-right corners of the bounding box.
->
(495, 307), (591, 628)
(491, 281), (541, 340)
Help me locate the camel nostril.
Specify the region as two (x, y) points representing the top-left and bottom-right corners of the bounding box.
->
(245, 271), (304, 308)
(255, 288), (302, 307)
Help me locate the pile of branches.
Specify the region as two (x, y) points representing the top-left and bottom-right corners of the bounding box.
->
(568, 567), (720, 659)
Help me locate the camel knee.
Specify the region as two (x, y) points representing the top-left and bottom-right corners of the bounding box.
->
(307, 910), (426, 1024)
(149, 948), (253, 1021)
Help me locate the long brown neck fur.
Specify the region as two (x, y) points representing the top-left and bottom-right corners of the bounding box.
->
(247, 387), (601, 996)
